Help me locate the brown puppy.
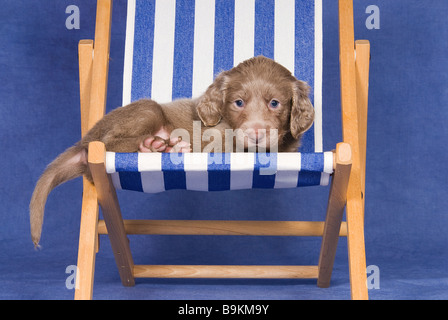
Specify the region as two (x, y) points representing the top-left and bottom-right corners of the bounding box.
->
(29, 56), (314, 247)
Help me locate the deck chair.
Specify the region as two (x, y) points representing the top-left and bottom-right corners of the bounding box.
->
(74, 0), (370, 300)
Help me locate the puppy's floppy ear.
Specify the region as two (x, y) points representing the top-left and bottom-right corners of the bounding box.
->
(290, 80), (315, 139)
(197, 71), (228, 127)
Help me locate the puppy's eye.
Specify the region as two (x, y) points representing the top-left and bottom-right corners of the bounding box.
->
(269, 99), (280, 108)
(234, 99), (245, 108)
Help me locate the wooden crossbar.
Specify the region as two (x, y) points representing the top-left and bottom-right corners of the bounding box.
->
(98, 220), (348, 237)
(133, 265), (318, 279)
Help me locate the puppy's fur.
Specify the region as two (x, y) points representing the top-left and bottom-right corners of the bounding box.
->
(30, 56), (314, 246)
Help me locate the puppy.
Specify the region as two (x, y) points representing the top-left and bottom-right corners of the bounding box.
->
(30, 56), (314, 246)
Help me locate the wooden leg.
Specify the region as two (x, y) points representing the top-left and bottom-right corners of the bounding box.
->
(75, 0), (115, 298)
(74, 178), (100, 300)
(88, 141), (135, 287)
(317, 143), (352, 288)
(339, 0), (369, 300)
(346, 186), (368, 300)
(74, 39), (98, 300)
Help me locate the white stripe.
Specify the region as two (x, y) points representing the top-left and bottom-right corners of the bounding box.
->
(274, 0), (295, 74)
(314, 0), (323, 152)
(276, 152), (302, 171)
(323, 151), (334, 174)
(105, 152), (116, 173)
(192, 0), (215, 98)
(274, 153), (301, 189)
(151, 0), (176, 103)
(138, 153), (163, 171)
(234, 0), (255, 66)
(138, 153), (165, 193)
(183, 153), (209, 171)
(184, 153), (209, 191)
(230, 153), (255, 190)
(122, 0), (136, 106)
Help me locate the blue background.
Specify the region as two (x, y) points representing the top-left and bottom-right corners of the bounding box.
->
(0, 0), (447, 299)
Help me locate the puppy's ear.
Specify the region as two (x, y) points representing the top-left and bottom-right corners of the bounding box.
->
(290, 80), (315, 139)
(197, 72), (228, 127)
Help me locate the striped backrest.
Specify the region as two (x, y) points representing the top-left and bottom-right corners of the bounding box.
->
(122, 0), (323, 153)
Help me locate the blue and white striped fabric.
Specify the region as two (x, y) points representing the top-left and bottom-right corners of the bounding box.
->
(123, 0), (322, 153)
(114, 0), (329, 193)
(106, 152), (333, 193)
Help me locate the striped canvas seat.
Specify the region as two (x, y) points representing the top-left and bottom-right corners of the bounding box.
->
(112, 0), (326, 193)
(106, 152), (333, 193)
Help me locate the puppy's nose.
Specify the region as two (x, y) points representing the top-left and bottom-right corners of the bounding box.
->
(247, 126), (266, 143)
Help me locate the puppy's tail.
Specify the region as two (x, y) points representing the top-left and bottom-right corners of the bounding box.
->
(30, 144), (88, 247)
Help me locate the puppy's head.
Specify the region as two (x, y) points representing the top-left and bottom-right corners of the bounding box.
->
(197, 56), (314, 151)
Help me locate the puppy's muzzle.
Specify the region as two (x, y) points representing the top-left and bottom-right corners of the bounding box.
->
(246, 128), (266, 144)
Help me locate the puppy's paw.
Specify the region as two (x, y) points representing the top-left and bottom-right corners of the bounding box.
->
(167, 139), (192, 153)
(139, 135), (169, 152)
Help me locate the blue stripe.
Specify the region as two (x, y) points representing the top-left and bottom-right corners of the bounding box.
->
(161, 153), (186, 190)
(298, 153), (323, 187)
(297, 172), (321, 187)
(115, 153), (139, 172)
(131, 0), (155, 101)
(294, 0), (315, 92)
(119, 172), (143, 192)
(295, 0), (315, 152)
(300, 153), (324, 172)
(252, 153), (277, 189)
(300, 124), (315, 153)
(208, 153), (231, 191)
(172, 0), (195, 99)
(214, 0), (235, 74)
(254, 0), (275, 59)
(115, 153), (144, 192)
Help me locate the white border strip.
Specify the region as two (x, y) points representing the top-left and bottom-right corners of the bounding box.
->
(314, 0), (323, 152)
(151, 0), (176, 103)
(105, 152), (116, 173)
(192, 0), (216, 98)
(234, 0), (255, 66)
(323, 151), (334, 174)
(274, 0), (295, 74)
(122, 0), (136, 106)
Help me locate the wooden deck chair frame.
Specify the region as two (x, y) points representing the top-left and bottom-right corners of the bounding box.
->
(74, 0), (370, 300)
